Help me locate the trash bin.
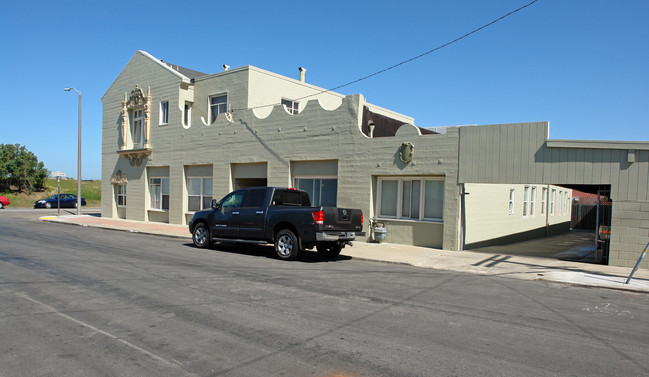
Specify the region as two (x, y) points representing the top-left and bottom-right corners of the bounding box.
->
(373, 226), (386, 242)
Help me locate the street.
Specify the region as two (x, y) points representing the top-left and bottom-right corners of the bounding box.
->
(1, 212), (648, 376)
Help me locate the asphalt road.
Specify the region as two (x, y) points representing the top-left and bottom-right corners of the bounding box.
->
(1, 212), (648, 376)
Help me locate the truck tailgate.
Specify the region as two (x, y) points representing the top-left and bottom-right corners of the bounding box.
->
(321, 207), (363, 232)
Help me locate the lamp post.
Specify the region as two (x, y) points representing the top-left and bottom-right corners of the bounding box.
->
(64, 87), (82, 215)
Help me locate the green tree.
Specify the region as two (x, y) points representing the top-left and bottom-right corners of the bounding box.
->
(0, 144), (49, 193)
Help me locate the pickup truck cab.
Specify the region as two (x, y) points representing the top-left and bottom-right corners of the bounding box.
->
(189, 187), (364, 260)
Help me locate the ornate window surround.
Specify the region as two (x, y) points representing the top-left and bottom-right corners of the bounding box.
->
(118, 85), (153, 166)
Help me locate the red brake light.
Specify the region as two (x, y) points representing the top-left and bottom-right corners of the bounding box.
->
(287, 187), (297, 191)
(361, 213), (364, 225)
(312, 210), (324, 225)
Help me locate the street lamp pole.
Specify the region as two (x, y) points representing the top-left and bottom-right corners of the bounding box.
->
(65, 87), (82, 215)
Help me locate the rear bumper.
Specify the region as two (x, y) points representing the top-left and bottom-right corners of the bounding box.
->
(316, 231), (364, 242)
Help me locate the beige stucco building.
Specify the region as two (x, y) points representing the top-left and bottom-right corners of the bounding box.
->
(102, 51), (649, 269)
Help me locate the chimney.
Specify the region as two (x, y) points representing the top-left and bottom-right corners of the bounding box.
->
(299, 67), (306, 82)
(223, 64), (230, 71)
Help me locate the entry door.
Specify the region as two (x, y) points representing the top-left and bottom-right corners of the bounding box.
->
(211, 190), (246, 238)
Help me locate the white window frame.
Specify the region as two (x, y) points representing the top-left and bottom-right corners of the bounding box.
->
(282, 98), (300, 115)
(509, 189), (515, 215)
(530, 186), (536, 217)
(131, 109), (144, 148)
(116, 184), (126, 207)
(376, 177), (444, 222)
(523, 186), (530, 218)
(187, 176), (213, 212)
(550, 189), (556, 215)
(541, 187), (547, 215)
(159, 100), (169, 125)
(293, 175), (337, 207)
(209, 93), (228, 123)
(183, 101), (192, 129)
(149, 177), (170, 211)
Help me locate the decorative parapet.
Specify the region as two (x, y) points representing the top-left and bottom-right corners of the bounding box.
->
(117, 148), (152, 167)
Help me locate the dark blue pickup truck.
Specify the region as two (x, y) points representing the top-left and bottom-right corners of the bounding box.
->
(188, 187), (364, 260)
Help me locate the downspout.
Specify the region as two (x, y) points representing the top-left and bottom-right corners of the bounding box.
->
(545, 184), (550, 237)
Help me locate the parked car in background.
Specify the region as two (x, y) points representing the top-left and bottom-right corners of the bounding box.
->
(0, 196), (9, 209)
(34, 194), (86, 209)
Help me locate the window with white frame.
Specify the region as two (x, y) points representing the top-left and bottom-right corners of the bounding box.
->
(209, 94), (227, 123)
(550, 189), (556, 215)
(149, 177), (169, 210)
(281, 99), (300, 115)
(377, 177), (444, 221)
(541, 187), (547, 215)
(159, 101), (169, 125)
(530, 186), (536, 217)
(559, 191), (564, 215)
(508, 189), (515, 215)
(187, 177), (213, 212)
(294, 177), (337, 207)
(183, 102), (192, 128)
(523, 186), (530, 217)
(116, 184), (126, 207)
(131, 109), (144, 148)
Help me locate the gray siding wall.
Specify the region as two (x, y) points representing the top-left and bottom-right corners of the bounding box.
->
(458, 122), (649, 268)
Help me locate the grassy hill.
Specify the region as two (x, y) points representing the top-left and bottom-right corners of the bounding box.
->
(2, 179), (101, 208)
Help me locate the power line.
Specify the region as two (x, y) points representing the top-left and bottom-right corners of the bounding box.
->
(237, 0), (540, 112)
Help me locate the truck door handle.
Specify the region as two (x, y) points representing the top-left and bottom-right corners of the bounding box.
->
(232, 211), (240, 215)
(256, 211), (264, 215)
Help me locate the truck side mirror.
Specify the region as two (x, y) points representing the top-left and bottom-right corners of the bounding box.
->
(211, 199), (219, 209)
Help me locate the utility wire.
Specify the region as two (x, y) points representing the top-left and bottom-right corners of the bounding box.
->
(236, 0), (540, 112)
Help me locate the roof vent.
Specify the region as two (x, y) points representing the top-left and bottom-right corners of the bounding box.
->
(299, 67), (306, 82)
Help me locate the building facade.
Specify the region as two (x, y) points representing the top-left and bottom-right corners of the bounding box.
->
(102, 51), (648, 268)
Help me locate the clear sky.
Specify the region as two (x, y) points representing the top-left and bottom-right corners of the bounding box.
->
(1, 0), (647, 180)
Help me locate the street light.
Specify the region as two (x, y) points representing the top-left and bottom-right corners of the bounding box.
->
(64, 87), (82, 215)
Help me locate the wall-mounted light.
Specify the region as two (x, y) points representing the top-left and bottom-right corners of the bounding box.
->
(368, 120), (375, 138)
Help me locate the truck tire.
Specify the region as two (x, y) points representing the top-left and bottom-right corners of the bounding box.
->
(317, 244), (342, 259)
(275, 229), (300, 260)
(192, 223), (212, 248)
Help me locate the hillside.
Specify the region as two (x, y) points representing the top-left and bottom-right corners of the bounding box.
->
(1, 179), (101, 208)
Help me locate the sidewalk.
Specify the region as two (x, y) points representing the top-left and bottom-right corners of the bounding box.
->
(41, 214), (649, 293)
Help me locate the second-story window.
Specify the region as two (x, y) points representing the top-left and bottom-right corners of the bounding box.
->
(131, 109), (144, 148)
(183, 102), (192, 128)
(159, 101), (169, 125)
(282, 99), (300, 115)
(209, 94), (227, 123)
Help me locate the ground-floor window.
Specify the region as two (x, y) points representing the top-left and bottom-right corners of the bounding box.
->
(377, 177), (444, 221)
(187, 177), (213, 211)
(294, 178), (337, 207)
(116, 184), (126, 207)
(150, 177), (169, 210)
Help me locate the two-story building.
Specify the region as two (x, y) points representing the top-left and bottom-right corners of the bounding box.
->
(102, 50), (649, 269)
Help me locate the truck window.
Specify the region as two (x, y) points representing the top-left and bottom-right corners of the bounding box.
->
(271, 190), (311, 207)
(244, 189), (266, 208)
(221, 191), (245, 208)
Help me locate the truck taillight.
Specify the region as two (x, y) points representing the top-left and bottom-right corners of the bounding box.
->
(312, 210), (324, 225)
(361, 213), (364, 225)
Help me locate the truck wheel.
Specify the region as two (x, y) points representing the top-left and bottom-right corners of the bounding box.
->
(275, 229), (300, 260)
(317, 244), (342, 259)
(192, 223), (212, 248)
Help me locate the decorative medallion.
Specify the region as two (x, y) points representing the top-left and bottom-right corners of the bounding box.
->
(399, 142), (414, 164)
